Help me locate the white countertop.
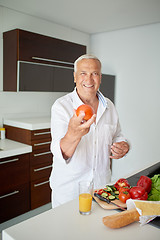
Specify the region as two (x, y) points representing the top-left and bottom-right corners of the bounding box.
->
(4, 117), (51, 130)
(0, 139), (32, 159)
(2, 199), (159, 240)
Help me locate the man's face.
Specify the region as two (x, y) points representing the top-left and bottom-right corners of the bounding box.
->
(74, 58), (101, 100)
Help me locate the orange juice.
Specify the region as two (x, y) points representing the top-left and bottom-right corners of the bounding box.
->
(79, 193), (92, 213)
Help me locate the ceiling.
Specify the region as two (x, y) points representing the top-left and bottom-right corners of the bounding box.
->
(0, 0), (160, 34)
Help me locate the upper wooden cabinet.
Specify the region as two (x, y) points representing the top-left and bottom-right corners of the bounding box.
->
(3, 29), (86, 91)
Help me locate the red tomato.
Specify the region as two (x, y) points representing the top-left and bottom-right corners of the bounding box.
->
(76, 104), (94, 121)
(119, 191), (131, 203)
(119, 186), (130, 193)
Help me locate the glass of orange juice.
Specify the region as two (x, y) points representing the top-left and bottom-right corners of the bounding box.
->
(79, 181), (93, 215)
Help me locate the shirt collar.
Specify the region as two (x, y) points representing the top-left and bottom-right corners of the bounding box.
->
(97, 90), (108, 108)
(71, 87), (108, 109)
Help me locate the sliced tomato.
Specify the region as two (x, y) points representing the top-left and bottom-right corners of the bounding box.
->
(97, 189), (104, 195)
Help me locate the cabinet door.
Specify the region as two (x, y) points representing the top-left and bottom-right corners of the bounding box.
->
(31, 177), (51, 209)
(19, 61), (54, 91)
(18, 29), (86, 63)
(53, 66), (75, 92)
(0, 183), (30, 223)
(0, 154), (30, 193)
(18, 61), (75, 92)
(3, 29), (18, 91)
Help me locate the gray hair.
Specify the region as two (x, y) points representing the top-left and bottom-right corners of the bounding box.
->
(74, 54), (102, 72)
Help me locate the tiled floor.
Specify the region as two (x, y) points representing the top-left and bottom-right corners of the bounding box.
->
(0, 203), (52, 240)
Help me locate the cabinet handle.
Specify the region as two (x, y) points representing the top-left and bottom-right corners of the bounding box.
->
(34, 165), (52, 172)
(0, 190), (19, 199)
(0, 158), (19, 165)
(32, 57), (74, 66)
(34, 151), (51, 157)
(34, 131), (51, 136)
(34, 141), (51, 147)
(34, 180), (49, 187)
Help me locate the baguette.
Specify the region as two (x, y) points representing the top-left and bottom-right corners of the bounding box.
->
(102, 208), (140, 229)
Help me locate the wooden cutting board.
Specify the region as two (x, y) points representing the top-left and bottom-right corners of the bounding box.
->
(93, 190), (127, 210)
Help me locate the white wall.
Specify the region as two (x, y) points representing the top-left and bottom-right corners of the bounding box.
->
(0, 6), (90, 125)
(91, 23), (160, 181)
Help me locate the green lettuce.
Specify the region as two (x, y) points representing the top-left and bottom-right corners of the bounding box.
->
(148, 174), (160, 201)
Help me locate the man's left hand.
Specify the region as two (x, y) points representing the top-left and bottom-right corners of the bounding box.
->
(110, 141), (129, 159)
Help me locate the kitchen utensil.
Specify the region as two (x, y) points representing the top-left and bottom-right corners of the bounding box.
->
(94, 192), (126, 211)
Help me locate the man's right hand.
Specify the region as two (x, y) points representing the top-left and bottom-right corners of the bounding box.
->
(60, 111), (96, 160)
(68, 111), (96, 140)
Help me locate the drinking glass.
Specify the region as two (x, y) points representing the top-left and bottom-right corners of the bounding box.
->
(79, 181), (93, 215)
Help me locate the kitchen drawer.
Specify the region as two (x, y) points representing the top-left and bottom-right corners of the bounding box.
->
(32, 139), (51, 151)
(30, 162), (52, 181)
(0, 183), (30, 223)
(31, 129), (51, 141)
(4, 125), (32, 145)
(31, 177), (51, 209)
(0, 153), (30, 193)
(4, 125), (51, 145)
(30, 147), (52, 166)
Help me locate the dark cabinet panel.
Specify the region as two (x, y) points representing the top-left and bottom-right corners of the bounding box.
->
(18, 61), (75, 92)
(0, 153), (30, 223)
(0, 183), (30, 224)
(31, 177), (51, 210)
(18, 29), (86, 63)
(0, 154), (30, 193)
(100, 74), (115, 103)
(3, 30), (18, 91)
(3, 28), (86, 91)
(19, 62), (54, 91)
(53, 66), (75, 92)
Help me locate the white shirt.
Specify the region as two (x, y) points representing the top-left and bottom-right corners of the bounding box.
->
(50, 88), (126, 208)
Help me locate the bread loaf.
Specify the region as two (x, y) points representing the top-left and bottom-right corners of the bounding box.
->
(103, 208), (140, 229)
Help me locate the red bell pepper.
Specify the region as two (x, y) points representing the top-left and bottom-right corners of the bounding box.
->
(129, 186), (148, 200)
(137, 175), (152, 193)
(114, 178), (130, 190)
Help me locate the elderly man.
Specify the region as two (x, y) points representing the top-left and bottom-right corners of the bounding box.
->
(50, 54), (129, 208)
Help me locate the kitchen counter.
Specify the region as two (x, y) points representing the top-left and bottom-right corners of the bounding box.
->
(0, 139), (32, 158)
(2, 198), (159, 240)
(3, 116), (51, 130)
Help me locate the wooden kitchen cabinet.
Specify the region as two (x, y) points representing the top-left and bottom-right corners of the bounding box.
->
(3, 28), (86, 91)
(0, 153), (30, 223)
(4, 125), (52, 210)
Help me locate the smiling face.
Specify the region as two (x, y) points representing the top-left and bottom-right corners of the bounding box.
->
(74, 58), (102, 102)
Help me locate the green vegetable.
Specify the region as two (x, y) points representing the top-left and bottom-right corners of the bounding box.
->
(108, 195), (116, 200)
(104, 186), (112, 192)
(147, 174), (160, 201)
(101, 192), (108, 198)
(114, 191), (119, 195)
